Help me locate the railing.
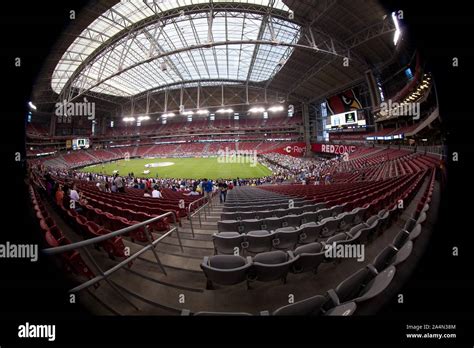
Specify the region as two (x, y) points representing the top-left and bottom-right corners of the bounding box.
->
(187, 193), (214, 238)
(42, 212), (182, 307)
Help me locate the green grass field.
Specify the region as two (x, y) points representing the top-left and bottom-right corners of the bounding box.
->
(80, 157), (273, 180)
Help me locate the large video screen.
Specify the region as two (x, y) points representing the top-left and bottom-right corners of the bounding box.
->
(72, 138), (90, 150)
(326, 110), (366, 129)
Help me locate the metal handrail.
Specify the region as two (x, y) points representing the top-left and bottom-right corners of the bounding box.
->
(42, 211), (183, 299)
(69, 227), (178, 293)
(187, 196), (211, 238)
(188, 196), (209, 216)
(43, 211), (178, 255)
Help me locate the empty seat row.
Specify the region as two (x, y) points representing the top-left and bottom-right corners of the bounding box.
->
(202, 246), (335, 290)
(214, 206), (392, 255)
(218, 204), (348, 234)
(220, 202), (326, 221)
(222, 198), (316, 212)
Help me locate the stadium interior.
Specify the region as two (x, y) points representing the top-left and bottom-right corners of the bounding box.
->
(26, 0), (446, 316)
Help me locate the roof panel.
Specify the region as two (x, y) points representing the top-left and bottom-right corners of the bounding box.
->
(54, 8), (299, 97)
(52, 0), (292, 96)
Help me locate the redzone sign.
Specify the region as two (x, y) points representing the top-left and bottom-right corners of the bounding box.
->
(312, 144), (357, 155)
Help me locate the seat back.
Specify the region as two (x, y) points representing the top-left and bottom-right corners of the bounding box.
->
(201, 255), (252, 286)
(251, 251), (296, 282)
(213, 233), (245, 255)
(272, 295), (327, 316)
(244, 231), (274, 254)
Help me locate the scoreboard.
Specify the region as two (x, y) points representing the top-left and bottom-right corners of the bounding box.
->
(72, 138), (90, 150)
(326, 110), (367, 130)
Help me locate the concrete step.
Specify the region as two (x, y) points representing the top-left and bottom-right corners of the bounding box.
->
(123, 240), (203, 272)
(150, 232), (214, 249)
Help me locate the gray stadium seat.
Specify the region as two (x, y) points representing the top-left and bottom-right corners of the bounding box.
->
(317, 208), (332, 222)
(262, 217), (283, 232)
(417, 211), (427, 224)
(213, 232), (245, 255)
(377, 210), (390, 235)
(241, 219), (263, 234)
(353, 206), (368, 224)
(372, 242), (413, 272)
(328, 264), (396, 304)
(338, 210), (357, 231)
(300, 211), (318, 225)
(292, 242), (327, 274)
(360, 218), (379, 244)
(249, 251), (297, 284)
(331, 204), (346, 217)
(272, 227), (300, 251)
(319, 217), (341, 238)
(217, 220), (243, 233)
(273, 209), (288, 218)
(243, 230), (274, 254)
(201, 255), (252, 289)
(298, 222), (324, 244)
(392, 229), (410, 249)
(283, 214), (301, 228)
(408, 224), (422, 240)
(271, 295), (328, 315)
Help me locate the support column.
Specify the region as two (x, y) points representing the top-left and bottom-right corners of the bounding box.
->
(365, 69), (381, 131)
(49, 114), (56, 136)
(302, 102), (311, 157)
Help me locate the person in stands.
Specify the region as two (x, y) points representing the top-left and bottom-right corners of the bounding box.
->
(62, 184), (70, 208)
(218, 180), (228, 203)
(143, 188), (151, 197)
(69, 184), (80, 202)
(183, 188), (200, 196)
(114, 174), (124, 193)
(201, 179), (211, 199)
(105, 180), (111, 193)
(152, 185), (163, 198)
(55, 184), (64, 206)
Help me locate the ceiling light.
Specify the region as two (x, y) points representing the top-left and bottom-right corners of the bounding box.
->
(249, 107), (266, 113)
(28, 101), (37, 110)
(268, 105), (285, 113)
(391, 12), (401, 45)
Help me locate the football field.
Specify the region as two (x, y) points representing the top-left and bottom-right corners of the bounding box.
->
(80, 157), (273, 180)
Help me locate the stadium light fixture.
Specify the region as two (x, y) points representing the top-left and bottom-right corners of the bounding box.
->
(268, 105), (285, 113)
(28, 101), (37, 110)
(182, 111), (194, 116)
(392, 12), (401, 45)
(162, 112), (175, 118)
(249, 107), (266, 113)
(137, 116), (150, 121)
(196, 109), (209, 115)
(122, 117), (135, 122)
(216, 108), (233, 114)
